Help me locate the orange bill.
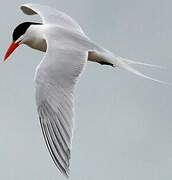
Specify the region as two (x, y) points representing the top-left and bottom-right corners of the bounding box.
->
(4, 42), (20, 61)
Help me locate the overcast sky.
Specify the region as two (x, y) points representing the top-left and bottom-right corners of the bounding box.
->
(0, 0), (172, 180)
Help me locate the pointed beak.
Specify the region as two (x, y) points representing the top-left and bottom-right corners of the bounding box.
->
(3, 41), (20, 61)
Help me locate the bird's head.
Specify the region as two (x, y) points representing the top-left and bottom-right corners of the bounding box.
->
(4, 22), (41, 61)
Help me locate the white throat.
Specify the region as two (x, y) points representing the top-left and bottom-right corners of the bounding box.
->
(24, 25), (47, 52)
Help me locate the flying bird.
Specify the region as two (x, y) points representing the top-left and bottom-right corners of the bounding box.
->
(4, 3), (167, 178)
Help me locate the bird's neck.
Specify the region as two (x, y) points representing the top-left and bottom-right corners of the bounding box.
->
(24, 24), (47, 52)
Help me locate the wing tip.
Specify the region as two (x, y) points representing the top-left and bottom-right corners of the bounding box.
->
(38, 102), (73, 179)
(62, 168), (70, 178)
(20, 3), (37, 15)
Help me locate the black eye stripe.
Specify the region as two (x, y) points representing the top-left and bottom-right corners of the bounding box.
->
(12, 22), (42, 41)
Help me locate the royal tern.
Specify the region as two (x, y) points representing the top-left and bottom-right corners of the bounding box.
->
(3, 3), (166, 178)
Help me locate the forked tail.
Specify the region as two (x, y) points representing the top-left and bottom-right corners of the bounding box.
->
(90, 50), (170, 85)
(116, 57), (167, 84)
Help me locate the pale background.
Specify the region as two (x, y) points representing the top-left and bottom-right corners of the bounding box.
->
(0, 0), (172, 180)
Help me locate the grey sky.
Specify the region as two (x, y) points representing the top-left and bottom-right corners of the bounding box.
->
(1, 0), (172, 180)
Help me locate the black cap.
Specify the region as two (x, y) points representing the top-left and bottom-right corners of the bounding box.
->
(12, 22), (42, 41)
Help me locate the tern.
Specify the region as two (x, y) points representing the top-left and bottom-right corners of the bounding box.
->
(4, 3), (167, 178)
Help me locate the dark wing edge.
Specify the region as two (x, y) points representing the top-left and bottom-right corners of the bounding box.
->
(38, 100), (73, 178)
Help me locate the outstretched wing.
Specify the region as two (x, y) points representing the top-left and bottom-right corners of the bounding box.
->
(35, 31), (87, 177)
(20, 3), (85, 34)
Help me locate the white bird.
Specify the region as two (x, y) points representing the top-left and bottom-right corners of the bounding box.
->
(3, 3), (167, 178)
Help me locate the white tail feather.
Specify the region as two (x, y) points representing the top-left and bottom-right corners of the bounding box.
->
(117, 59), (170, 85)
(100, 51), (170, 85)
(119, 56), (164, 69)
